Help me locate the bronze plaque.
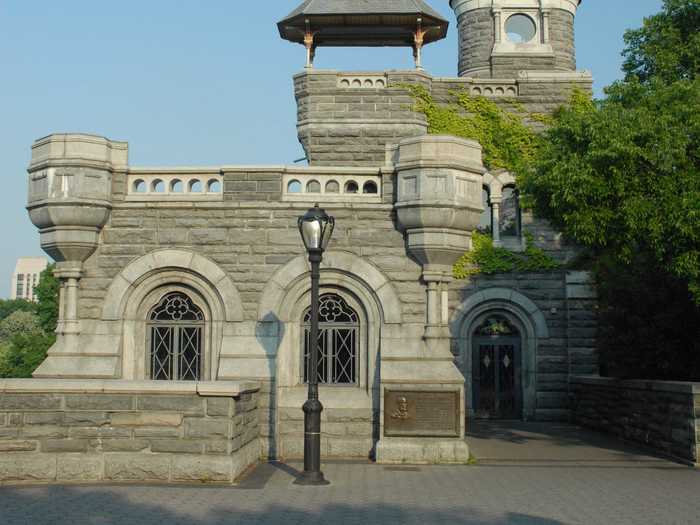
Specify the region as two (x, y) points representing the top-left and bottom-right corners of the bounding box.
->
(384, 390), (460, 438)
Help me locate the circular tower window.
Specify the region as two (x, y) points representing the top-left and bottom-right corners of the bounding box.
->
(505, 14), (537, 44)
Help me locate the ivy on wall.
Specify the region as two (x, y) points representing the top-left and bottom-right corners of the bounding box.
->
(402, 85), (561, 277)
(454, 232), (560, 279)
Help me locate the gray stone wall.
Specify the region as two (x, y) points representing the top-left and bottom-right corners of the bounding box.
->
(294, 70), (428, 167)
(550, 9), (576, 72)
(571, 377), (700, 466)
(82, 203), (425, 324)
(0, 384), (259, 483)
(455, 8), (494, 78)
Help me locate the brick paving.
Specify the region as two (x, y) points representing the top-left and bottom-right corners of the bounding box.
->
(1, 459), (698, 525)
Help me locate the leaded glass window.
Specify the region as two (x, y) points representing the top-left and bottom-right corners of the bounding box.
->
(303, 293), (359, 385)
(148, 293), (204, 381)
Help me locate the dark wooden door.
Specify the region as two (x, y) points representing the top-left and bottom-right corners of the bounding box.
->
(472, 336), (521, 419)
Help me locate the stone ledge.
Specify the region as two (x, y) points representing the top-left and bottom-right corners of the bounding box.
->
(0, 379), (260, 397)
(571, 376), (700, 395)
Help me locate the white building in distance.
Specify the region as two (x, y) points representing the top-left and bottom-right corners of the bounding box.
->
(11, 257), (49, 301)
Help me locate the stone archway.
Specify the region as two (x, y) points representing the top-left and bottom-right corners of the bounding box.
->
(451, 288), (550, 420)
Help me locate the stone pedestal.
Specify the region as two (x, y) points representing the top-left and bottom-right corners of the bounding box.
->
(377, 135), (485, 464)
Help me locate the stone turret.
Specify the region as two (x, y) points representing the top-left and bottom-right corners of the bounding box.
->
(27, 133), (127, 377)
(449, 0), (582, 78)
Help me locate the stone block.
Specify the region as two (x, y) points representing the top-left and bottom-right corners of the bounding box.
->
(150, 439), (204, 454)
(0, 454), (57, 481)
(171, 456), (232, 482)
(137, 396), (204, 414)
(100, 439), (150, 452)
(0, 441), (36, 452)
(42, 439), (89, 453)
(105, 454), (170, 481)
(205, 441), (229, 455)
(133, 427), (181, 438)
(70, 427), (132, 439)
(21, 426), (68, 439)
(63, 412), (110, 426)
(184, 418), (229, 439)
(65, 394), (134, 411)
(24, 412), (62, 425)
(0, 394), (61, 410)
(111, 412), (183, 427)
(57, 457), (102, 481)
(206, 398), (232, 417)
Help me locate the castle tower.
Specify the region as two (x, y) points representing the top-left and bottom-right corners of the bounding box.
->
(449, 0), (582, 78)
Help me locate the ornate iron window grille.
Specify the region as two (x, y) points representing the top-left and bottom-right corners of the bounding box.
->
(302, 293), (359, 385)
(148, 292), (204, 381)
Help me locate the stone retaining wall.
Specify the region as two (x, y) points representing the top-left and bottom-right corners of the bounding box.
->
(570, 376), (700, 465)
(0, 380), (260, 484)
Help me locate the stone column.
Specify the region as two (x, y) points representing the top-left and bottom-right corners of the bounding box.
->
(491, 194), (502, 246)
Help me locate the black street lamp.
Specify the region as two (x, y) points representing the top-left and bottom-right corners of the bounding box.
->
(295, 203), (334, 486)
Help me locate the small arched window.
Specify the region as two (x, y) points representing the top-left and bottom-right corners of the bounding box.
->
(148, 292), (204, 381)
(287, 180), (302, 193)
(207, 179), (221, 193)
(500, 186), (521, 237)
(345, 181), (359, 194)
(307, 180), (321, 193)
(303, 294), (359, 385)
(170, 180), (183, 193)
(363, 181), (378, 194)
(133, 180), (147, 193)
(325, 180), (340, 193)
(152, 179), (165, 193)
(189, 179), (202, 193)
(478, 186), (493, 235)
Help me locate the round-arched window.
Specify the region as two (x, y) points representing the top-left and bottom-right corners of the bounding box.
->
(500, 186), (521, 237)
(207, 179), (221, 193)
(363, 181), (378, 194)
(133, 180), (147, 193)
(148, 292), (204, 381)
(307, 180), (321, 193)
(345, 181), (359, 194)
(325, 180), (340, 193)
(171, 180), (183, 193)
(505, 14), (537, 44)
(189, 179), (202, 193)
(287, 180), (302, 193)
(152, 179), (165, 193)
(303, 293), (359, 385)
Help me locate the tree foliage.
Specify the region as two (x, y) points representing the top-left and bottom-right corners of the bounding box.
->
(0, 299), (36, 322)
(518, 0), (700, 379)
(622, 0), (700, 84)
(0, 265), (58, 378)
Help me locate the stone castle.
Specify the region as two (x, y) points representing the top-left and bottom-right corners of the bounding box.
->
(3, 0), (600, 482)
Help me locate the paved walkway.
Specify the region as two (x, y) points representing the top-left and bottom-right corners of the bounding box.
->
(467, 420), (674, 466)
(1, 424), (699, 525)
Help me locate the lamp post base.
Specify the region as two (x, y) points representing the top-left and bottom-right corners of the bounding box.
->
(293, 470), (330, 486)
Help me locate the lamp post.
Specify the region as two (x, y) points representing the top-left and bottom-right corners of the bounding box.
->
(295, 203), (334, 486)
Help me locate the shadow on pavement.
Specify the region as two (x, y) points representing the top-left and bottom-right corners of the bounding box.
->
(0, 483), (567, 525)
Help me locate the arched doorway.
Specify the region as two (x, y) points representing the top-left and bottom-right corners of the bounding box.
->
(472, 315), (522, 419)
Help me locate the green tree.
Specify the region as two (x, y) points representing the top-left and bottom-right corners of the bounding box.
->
(518, 0), (700, 379)
(34, 264), (59, 333)
(0, 298), (35, 322)
(622, 0), (700, 84)
(0, 310), (43, 343)
(0, 264), (58, 378)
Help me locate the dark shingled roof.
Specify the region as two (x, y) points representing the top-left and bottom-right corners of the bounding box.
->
(279, 0), (449, 47)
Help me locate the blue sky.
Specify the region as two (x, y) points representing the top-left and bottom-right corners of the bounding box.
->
(0, 0), (663, 297)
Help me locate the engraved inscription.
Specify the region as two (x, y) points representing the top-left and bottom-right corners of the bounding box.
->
(384, 390), (460, 437)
